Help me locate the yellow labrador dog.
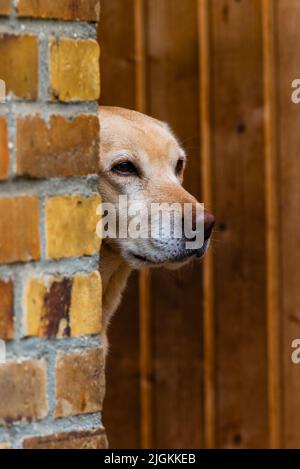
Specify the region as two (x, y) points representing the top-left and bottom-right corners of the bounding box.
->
(99, 106), (214, 353)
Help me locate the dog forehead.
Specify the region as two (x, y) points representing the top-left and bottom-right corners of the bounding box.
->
(100, 106), (182, 159)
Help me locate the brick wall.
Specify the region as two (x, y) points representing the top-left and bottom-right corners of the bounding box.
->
(0, 0), (106, 449)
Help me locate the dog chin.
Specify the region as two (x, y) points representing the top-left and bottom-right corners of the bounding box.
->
(124, 252), (161, 269)
(124, 241), (210, 270)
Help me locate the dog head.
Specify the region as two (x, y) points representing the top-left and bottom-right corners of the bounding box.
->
(99, 106), (215, 269)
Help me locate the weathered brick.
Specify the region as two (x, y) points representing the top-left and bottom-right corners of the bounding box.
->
(0, 197), (40, 264)
(17, 0), (100, 21)
(0, 359), (48, 424)
(55, 348), (105, 418)
(0, 34), (38, 100)
(0, 117), (9, 180)
(0, 0), (11, 16)
(16, 114), (100, 179)
(49, 38), (100, 102)
(45, 195), (101, 259)
(0, 279), (13, 340)
(23, 428), (107, 449)
(25, 272), (102, 338)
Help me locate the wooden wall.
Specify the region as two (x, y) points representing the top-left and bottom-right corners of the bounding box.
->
(99, 0), (300, 449)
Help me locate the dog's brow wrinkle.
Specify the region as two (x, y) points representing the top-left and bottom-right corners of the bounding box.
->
(112, 151), (133, 160)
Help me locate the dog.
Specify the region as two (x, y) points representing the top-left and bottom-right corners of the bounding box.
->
(98, 106), (215, 354)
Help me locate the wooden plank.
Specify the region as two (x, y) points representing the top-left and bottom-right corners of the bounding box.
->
(99, 0), (141, 449)
(277, 0), (300, 449)
(102, 272), (141, 448)
(134, 0), (152, 450)
(262, 0), (282, 448)
(133, 0), (154, 449)
(146, 0), (204, 448)
(99, 0), (136, 108)
(139, 269), (153, 448)
(210, 0), (269, 448)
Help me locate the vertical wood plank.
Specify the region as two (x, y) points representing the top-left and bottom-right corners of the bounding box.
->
(99, 0), (136, 108)
(134, 0), (154, 449)
(262, 0), (282, 448)
(198, 0), (216, 449)
(99, 0), (141, 448)
(210, 0), (269, 448)
(146, 0), (204, 449)
(134, 0), (147, 112)
(277, 0), (300, 449)
(139, 269), (153, 448)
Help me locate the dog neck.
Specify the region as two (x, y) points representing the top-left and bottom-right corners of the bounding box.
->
(100, 241), (132, 334)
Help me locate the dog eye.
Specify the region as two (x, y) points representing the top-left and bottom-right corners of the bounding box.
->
(112, 161), (138, 175)
(176, 159), (184, 175)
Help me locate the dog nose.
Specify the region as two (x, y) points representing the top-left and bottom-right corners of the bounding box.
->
(204, 210), (215, 241)
(184, 206), (215, 241)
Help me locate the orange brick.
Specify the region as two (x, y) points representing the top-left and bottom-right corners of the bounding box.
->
(49, 38), (100, 102)
(0, 279), (13, 340)
(0, 197), (40, 264)
(45, 195), (101, 259)
(55, 348), (105, 418)
(23, 428), (108, 449)
(0, 117), (9, 180)
(25, 272), (101, 338)
(0, 0), (11, 16)
(16, 114), (100, 178)
(17, 0), (100, 21)
(0, 34), (38, 100)
(0, 359), (48, 424)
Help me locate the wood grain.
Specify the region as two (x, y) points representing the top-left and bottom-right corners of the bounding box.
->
(210, 0), (269, 448)
(99, 0), (300, 450)
(262, 0), (282, 448)
(198, 0), (216, 449)
(99, 0), (136, 108)
(146, 0), (204, 449)
(134, 0), (154, 449)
